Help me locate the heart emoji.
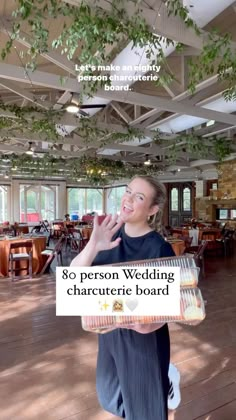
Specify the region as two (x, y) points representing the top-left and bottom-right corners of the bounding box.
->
(125, 299), (138, 312)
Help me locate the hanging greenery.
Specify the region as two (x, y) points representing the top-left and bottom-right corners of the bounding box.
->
(164, 134), (233, 164)
(0, 0), (235, 181)
(1, 0), (235, 99)
(0, 153), (162, 185)
(0, 131), (232, 184)
(0, 101), (151, 146)
(166, 0), (236, 101)
(0, 98), (233, 175)
(0, 101), (60, 138)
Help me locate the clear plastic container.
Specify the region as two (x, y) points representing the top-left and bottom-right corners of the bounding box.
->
(82, 287), (206, 333)
(107, 255), (200, 287)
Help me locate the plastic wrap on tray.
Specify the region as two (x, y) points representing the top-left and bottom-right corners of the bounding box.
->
(107, 255), (200, 287)
(82, 287), (206, 333)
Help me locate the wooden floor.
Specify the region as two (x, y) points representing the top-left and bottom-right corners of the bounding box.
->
(0, 255), (236, 420)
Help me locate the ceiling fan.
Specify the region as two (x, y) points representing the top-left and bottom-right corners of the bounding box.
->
(65, 103), (107, 116)
(55, 93), (107, 117)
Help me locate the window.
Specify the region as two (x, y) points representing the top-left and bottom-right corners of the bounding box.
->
(107, 186), (126, 214)
(67, 188), (103, 216)
(0, 186), (9, 223)
(20, 184), (57, 222)
(170, 188), (178, 211)
(86, 189), (103, 214)
(183, 187), (191, 211)
(68, 188), (86, 216)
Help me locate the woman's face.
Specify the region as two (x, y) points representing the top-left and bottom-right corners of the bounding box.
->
(120, 178), (158, 224)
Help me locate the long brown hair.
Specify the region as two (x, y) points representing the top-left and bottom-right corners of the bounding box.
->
(132, 175), (167, 234)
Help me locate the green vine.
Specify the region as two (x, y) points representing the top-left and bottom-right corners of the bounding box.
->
(1, 0), (235, 98)
(188, 31), (236, 101)
(213, 136), (232, 161)
(0, 101), (153, 146)
(2, 0), (172, 94)
(0, 131), (233, 184)
(165, 134), (233, 164)
(0, 102), (60, 138)
(166, 1), (236, 101)
(0, 153), (160, 185)
(0, 100), (233, 173)
(165, 0), (201, 35)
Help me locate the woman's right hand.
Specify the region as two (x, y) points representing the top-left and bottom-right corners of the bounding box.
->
(90, 214), (123, 253)
(70, 214), (123, 267)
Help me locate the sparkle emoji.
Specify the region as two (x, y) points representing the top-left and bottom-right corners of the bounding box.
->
(98, 300), (110, 311)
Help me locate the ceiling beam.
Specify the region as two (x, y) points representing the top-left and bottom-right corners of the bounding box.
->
(1, 64), (234, 131)
(0, 63), (79, 92)
(131, 74), (221, 128)
(162, 82), (180, 98)
(170, 47), (201, 57)
(0, 23), (76, 76)
(130, 108), (161, 126)
(110, 102), (132, 124)
(98, 143), (163, 155)
(148, 91), (228, 130)
(63, 0), (204, 50)
(53, 91), (73, 110)
(0, 130), (88, 147)
(64, 0), (236, 54)
(143, 83), (229, 129)
(0, 78), (52, 109)
(139, 111), (164, 129)
(0, 143), (90, 157)
(97, 90), (236, 126)
(203, 125), (236, 137)
(134, 105), (141, 120)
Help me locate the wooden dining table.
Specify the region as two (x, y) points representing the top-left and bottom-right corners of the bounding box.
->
(0, 236), (47, 277)
(173, 227), (222, 241)
(0, 224), (29, 235)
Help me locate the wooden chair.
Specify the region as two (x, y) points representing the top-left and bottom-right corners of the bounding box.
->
(40, 236), (65, 275)
(40, 251), (56, 275)
(170, 229), (182, 238)
(31, 225), (42, 234)
(52, 223), (65, 239)
(9, 240), (33, 281)
(3, 227), (15, 236)
(69, 228), (84, 252)
(41, 235), (65, 269)
(201, 230), (222, 256)
(41, 220), (50, 232)
(184, 240), (208, 279)
(78, 228), (90, 251)
(216, 229), (235, 256)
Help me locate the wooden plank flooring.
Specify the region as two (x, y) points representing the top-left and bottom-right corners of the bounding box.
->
(0, 255), (236, 420)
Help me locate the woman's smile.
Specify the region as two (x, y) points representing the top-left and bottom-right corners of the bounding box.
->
(123, 204), (133, 213)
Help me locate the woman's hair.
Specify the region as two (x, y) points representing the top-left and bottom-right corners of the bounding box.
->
(132, 175), (167, 234)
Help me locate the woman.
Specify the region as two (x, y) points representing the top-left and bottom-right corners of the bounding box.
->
(71, 176), (176, 420)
